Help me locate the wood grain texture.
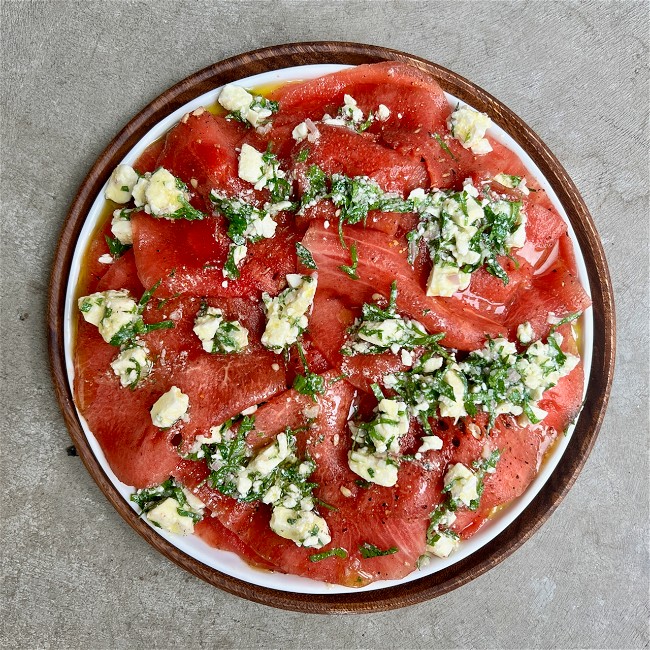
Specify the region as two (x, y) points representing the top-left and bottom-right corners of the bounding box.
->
(47, 42), (616, 614)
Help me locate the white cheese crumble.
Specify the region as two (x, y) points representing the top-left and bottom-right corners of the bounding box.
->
(292, 118), (321, 143)
(408, 181), (526, 297)
(494, 173), (530, 195)
(146, 497), (195, 536)
(77, 290), (139, 344)
(261, 274), (318, 353)
(105, 164), (139, 204)
(417, 435), (443, 453)
(426, 529), (461, 559)
(132, 168), (191, 218)
(217, 84), (276, 127)
(98, 254), (113, 264)
(444, 463), (479, 507)
(448, 105), (493, 155)
(517, 321), (535, 345)
(192, 306), (249, 353)
(111, 209), (133, 245)
(110, 343), (152, 388)
(270, 507), (331, 548)
(150, 386), (189, 428)
(347, 397), (410, 487)
(348, 449), (398, 488)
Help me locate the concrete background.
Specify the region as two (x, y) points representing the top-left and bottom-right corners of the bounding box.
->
(1, 1), (648, 648)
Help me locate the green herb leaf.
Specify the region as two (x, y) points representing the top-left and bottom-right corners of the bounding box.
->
(309, 548), (348, 562)
(338, 242), (359, 279)
(104, 235), (131, 259)
(296, 242), (318, 269)
(359, 542), (398, 558)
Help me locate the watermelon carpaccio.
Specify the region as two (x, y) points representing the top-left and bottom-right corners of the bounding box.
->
(73, 63), (590, 588)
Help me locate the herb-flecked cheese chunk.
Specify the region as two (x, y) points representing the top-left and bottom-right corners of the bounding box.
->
(133, 168), (185, 216)
(105, 164), (139, 204)
(110, 343), (152, 388)
(261, 274), (318, 353)
(448, 105), (493, 155)
(111, 209), (133, 245)
(77, 290), (139, 344)
(269, 506), (332, 548)
(150, 386), (189, 428)
(193, 306), (249, 354)
(146, 497), (195, 535)
(443, 463), (479, 507)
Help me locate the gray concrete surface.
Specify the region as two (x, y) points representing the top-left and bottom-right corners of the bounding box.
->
(1, 1), (648, 648)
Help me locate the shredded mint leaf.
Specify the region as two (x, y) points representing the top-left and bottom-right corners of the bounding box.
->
(359, 543), (398, 558)
(296, 242), (318, 269)
(432, 133), (456, 160)
(549, 311), (582, 334)
(338, 242), (359, 279)
(104, 235), (130, 259)
(309, 548), (348, 562)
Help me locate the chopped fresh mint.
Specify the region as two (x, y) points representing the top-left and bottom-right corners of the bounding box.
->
(432, 132), (455, 160)
(359, 542), (398, 558)
(338, 242), (359, 279)
(104, 235), (130, 259)
(296, 242), (318, 269)
(309, 547), (348, 562)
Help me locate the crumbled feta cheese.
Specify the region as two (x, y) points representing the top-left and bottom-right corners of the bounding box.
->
(444, 463), (479, 507)
(348, 449), (398, 487)
(77, 289), (139, 344)
(111, 209), (133, 245)
(241, 432), (290, 484)
(517, 321), (535, 345)
(427, 530), (460, 558)
(269, 506), (331, 548)
(292, 122), (309, 142)
(421, 356), (443, 373)
(193, 306), (249, 354)
(261, 274), (317, 352)
(303, 404), (320, 419)
(448, 106), (493, 155)
(146, 497), (195, 536)
(217, 84), (275, 127)
(132, 168), (187, 217)
(150, 386), (189, 428)
(377, 104), (391, 121)
(98, 254), (113, 264)
(218, 84), (254, 113)
(110, 343), (152, 387)
(426, 265), (472, 297)
(238, 143), (266, 185)
(105, 164), (139, 204)
(417, 435), (443, 453)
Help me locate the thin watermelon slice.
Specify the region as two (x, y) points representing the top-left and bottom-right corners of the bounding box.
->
(302, 220), (504, 350)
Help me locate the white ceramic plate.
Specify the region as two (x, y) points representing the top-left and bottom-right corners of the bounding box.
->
(64, 64), (594, 594)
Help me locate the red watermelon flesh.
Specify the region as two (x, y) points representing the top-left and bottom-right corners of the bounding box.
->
(131, 210), (299, 298)
(290, 124), (428, 195)
(296, 201), (418, 239)
(177, 377), (442, 586)
(193, 512), (277, 571)
(265, 62), (451, 159)
(133, 137), (166, 174)
(155, 110), (256, 206)
(302, 220), (504, 350)
(505, 254), (591, 340)
(74, 318), (181, 488)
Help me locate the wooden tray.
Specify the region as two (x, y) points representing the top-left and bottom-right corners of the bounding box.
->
(47, 42), (616, 613)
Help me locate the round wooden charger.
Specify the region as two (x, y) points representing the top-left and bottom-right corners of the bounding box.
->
(47, 42), (616, 613)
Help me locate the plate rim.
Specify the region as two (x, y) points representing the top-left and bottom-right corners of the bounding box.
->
(47, 41), (616, 614)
